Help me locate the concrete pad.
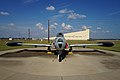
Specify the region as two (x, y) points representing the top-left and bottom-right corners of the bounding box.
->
(0, 48), (120, 80)
(0, 67), (16, 80)
(6, 73), (60, 80)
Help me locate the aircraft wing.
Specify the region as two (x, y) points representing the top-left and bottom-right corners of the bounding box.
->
(6, 42), (51, 47)
(69, 44), (102, 47)
(69, 42), (114, 47)
(22, 43), (51, 47)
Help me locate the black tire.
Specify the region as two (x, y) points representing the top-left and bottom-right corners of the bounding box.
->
(48, 46), (51, 51)
(69, 47), (72, 52)
(59, 55), (62, 62)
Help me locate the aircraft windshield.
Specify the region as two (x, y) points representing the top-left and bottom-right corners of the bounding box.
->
(58, 38), (63, 42)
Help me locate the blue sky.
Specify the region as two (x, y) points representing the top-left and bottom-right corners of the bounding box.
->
(0, 0), (120, 39)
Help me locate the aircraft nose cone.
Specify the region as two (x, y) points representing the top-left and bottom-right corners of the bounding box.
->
(58, 44), (62, 48)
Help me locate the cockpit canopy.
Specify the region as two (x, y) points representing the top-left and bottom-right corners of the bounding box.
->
(58, 38), (63, 42)
(56, 33), (64, 37)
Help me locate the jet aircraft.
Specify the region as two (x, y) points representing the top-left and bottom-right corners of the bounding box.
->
(6, 33), (114, 62)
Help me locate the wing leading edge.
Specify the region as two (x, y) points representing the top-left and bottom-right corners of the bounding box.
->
(69, 43), (102, 47)
(69, 42), (114, 47)
(6, 42), (51, 47)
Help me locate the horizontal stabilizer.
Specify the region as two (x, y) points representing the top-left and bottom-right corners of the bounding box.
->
(97, 42), (114, 47)
(6, 42), (22, 46)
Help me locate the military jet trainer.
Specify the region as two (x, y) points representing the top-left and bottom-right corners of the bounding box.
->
(6, 33), (114, 62)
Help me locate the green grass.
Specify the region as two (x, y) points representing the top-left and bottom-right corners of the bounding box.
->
(67, 40), (120, 52)
(0, 39), (48, 51)
(0, 39), (120, 52)
(88, 40), (120, 52)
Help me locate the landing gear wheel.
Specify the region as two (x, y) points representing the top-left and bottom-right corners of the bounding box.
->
(47, 46), (51, 51)
(69, 47), (72, 52)
(59, 55), (62, 62)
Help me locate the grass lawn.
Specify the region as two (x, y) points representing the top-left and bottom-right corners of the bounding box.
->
(0, 39), (120, 52)
(0, 39), (48, 51)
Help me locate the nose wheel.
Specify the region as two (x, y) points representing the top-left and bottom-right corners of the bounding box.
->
(58, 55), (62, 62)
(57, 50), (67, 62)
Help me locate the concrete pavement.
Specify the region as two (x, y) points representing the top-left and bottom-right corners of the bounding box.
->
(0, 48), (120, 80)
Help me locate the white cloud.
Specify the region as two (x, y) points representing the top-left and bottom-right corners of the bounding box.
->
(59, 8), (74, 14)
(82, 25), (91, 30)
(50, 25), (57, 29)
(65, 25), (72, 30)
(91, 30), (97, 33)
(61, 23), (72, 30)
(53, 22), (58, 26)
(46, 6), (55, 11)
(52, 14), (63, 18)
(59, 8), (67, 13)
(102, 30), (110, 33)
(88, 26), (92, 29)
(23, 0), (39, 4)
(82, 25), (88, 30)
(8, 23), (15, 26)
(91, 27), (110, 33)
(61, 23), (65, 27)
(106, 30), (110, 33)
(45, 29), (48, 32)
(78, 14), (87, 18)
(50, 14), (63, 21)
(68, 13), (86, 19)
(36, 23), (44, 30)
(59, 8), (86, 20)
(50, 22), (58, 29)
(96, 27), (110, 33)
(0, 11), (10, 16)
(97, 27), (102, 30)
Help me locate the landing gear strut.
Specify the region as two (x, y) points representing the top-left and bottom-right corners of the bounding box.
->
(57, 50), (67, 62)
(69, 47), (72, 52)
(47, 46), (51, 51)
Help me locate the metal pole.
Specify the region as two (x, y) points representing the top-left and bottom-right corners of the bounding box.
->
(28, 29), (30, 39)
(48, 20), (50, 43)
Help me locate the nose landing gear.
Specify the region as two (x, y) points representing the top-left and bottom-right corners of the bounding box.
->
(58, 54), (62, 62)
(56, 50), (67, 62)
